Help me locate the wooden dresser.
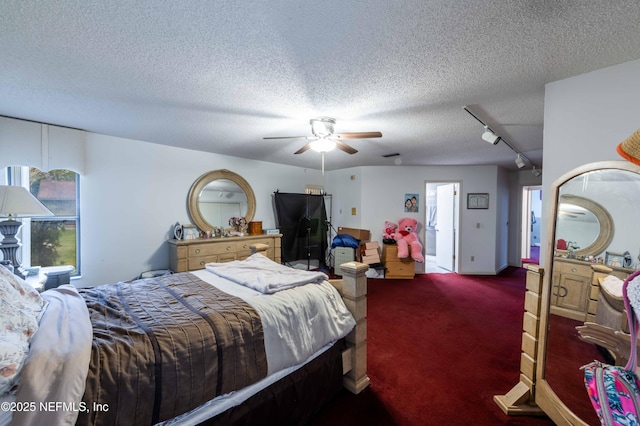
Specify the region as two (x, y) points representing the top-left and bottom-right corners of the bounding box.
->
(168, 234), (282, 272)
(381, 244), (415, 279)
(551, 257), (633, 321)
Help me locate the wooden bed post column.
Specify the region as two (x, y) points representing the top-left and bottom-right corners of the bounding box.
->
(336, 261), (370, 394)
(494, 264), (545, 416)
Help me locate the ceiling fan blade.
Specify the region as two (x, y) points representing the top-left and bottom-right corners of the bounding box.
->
(294, 143), (313, 154)
(263, 135), (309, 140)
(334, 132), (382, 139)
(334, 140), (358, 155)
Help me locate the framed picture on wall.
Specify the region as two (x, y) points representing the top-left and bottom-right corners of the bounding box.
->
(404, 193), (419, 213)
(467, 193), (489, 209)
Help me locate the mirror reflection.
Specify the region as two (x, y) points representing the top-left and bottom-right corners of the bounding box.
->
(198, 179), (248, 229)
(556, 201), (599, 253)
(554, 193), (613, 258)
(545, 166), (640, 424)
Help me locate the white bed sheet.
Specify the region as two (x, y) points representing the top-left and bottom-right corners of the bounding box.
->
(192, 269), (356, 374)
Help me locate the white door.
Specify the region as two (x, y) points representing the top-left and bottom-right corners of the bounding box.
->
(436, 184), (455, 271)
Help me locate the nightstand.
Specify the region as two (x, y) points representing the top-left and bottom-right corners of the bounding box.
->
(381, 244), (415, 279)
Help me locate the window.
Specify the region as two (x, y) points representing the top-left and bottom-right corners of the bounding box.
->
(5, 167), (80, 275)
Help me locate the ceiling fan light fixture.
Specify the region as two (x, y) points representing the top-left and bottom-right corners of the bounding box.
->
(310, 117), (336, 138)
(482, 126), (501, 145)
(515, 154), (526, 168)
(310, 138), (336, 153)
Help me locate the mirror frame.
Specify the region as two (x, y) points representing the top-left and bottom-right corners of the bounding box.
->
(535, 160), (640, 425)
(554, 194), (614, 258)
(188, 169), (256, 231)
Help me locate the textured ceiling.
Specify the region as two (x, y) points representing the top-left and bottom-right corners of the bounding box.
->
(2, 1), (640, 172)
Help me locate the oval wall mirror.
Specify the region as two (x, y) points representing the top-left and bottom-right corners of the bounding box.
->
(536, 161), (640, 425)
(554, 194), (614, 258)
(188, 169), (256, 231)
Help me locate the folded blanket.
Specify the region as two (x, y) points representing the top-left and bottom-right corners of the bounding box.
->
(205, 254), (328, 293)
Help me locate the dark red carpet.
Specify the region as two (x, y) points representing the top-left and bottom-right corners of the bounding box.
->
(546, 314), (603, 425)
(310, 268), (561, 425)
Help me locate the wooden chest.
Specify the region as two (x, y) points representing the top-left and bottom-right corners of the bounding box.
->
(382, 244), (415, 279)
(168, 234), (282, 272)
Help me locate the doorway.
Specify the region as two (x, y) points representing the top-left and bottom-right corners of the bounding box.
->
(521, 186), (542, 264)
(425, 182), (460, 273)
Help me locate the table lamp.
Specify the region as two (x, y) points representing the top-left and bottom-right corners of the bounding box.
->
(0, 185), (54, 278)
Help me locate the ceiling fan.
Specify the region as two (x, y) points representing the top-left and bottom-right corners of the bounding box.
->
(263, 117), (382, 174)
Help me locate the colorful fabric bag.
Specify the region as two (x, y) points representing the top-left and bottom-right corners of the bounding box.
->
(582, 269), (640, 425)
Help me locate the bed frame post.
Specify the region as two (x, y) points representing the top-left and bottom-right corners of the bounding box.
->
(333, 261), (370, 394)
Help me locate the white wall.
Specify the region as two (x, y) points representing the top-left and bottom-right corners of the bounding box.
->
(1, 120), (527, 284)
(541, 58), (640, 267)
(327, 164), (503, 274)
(79, 133), (327, 286)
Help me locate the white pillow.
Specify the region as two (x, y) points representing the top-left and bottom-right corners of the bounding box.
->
(0, 298), (38, 397)
(0, 298), (39, 341)
(0, 335), (29, 396)
(0, 265), (44, 316)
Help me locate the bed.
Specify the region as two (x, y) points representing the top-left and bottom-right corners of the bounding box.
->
(0, 247), (369, 426)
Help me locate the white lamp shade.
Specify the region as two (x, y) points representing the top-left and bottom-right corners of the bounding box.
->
(310, 139), (337, 153)
(0, 186), (54, 218)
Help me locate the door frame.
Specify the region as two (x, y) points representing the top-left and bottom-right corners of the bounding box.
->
(425, 181), (461, 273)
(521, 185), (542, 261)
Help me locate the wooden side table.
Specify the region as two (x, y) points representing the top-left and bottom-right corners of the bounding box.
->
(381, 244), (415, 279)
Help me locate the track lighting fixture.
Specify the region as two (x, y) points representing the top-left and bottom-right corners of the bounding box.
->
(481, 126), (501, 145)
(462, 106), (541, 174)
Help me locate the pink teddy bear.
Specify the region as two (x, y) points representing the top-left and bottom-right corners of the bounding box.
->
(393, 217), (424, 262)
(383, 220), (398, 240)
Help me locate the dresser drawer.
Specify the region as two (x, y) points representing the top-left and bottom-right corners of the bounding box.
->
(554, 261), (591, 277)
(188, 253), (238, 270)
(168, 235), (283, 273)
(189, 241), (240, 257)
(386, 261), (415, 277)
(381, 244), (399, 261)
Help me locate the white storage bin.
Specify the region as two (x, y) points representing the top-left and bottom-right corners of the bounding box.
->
(334, 247), (355, 275)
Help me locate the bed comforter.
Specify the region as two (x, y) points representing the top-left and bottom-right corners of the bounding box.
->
(79, 273), (267, 426)
(16, 274), (267, 426)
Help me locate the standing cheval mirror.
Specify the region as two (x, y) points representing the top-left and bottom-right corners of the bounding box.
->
(535, 160), (640, 425)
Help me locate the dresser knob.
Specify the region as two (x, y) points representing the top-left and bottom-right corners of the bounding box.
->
(226, 245), (231, 251)
(200, 261), (205, 266)
(195, 249), (200, 254)
(571, 267), (577, 273)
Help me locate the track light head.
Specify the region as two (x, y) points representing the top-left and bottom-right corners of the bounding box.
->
(515, 154), (526, 169)
(481, 127), (501, 145)
(531, 167), (541, 177)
